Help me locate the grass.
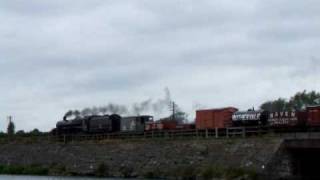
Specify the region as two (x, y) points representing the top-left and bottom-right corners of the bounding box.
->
(94, 162), (108, 177)
(200, 165), (258, 180)
(142, 165), (258, 179)
(0, 164), (258, 179)
(0, 164), (48, 175)
(200, 165), (224, 179)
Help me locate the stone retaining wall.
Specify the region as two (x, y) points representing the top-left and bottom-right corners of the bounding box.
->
(0, 138), (283, 179)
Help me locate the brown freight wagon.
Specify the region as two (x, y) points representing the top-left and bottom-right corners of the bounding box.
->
(145, 121), (178, 131)
(307, 106), (320, 126)
(268, 111), (308, 127)
(196, 107), (238, 129)
(145, 122), (160, 131)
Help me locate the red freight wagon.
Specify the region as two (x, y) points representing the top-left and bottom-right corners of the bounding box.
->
(145, 122), (158, 131)
(176, 124), (195, 130)
(196, 107), (238, 129)
(160, 121), (178, 130)
(307, 106), (320, 126)
(145, 121), (178, 131)
(269, 111), (308, 127)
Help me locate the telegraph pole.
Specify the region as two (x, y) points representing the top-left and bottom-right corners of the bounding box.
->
(169, 101), (176, 121)
(7, 115), (14, 136)
(7, 116), (12, 123)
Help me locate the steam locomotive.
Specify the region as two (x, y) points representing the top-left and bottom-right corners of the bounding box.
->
(55, 114), (153, 135)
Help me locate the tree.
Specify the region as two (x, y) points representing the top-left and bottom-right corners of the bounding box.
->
(166, 101), (189, 124)
(260, 90), (320, 111)
(172, 111), (189, 124)
(16, 130), (25, 135)
(7, 120), (15, 135)
(288, 90), (320, 110)
(29, 128), (41, 136)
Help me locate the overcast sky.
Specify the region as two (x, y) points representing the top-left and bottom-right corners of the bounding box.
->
(1, 0), (320, 131)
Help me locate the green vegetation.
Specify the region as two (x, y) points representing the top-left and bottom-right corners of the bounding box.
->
(119, 166), (133, 177)
(201, 165), (224, 179)
(225, 167), (257, 180)
(0, 128), (51, 144)
(11, 128), (46, 137)
(200, 165), (258, 180)
(163, 165), (258, 180)
(143, 171), (156, 179)
(0, 164), (48, 175)
(176, 166), (198, 179)
(94, 162), (108, 177)
(48, 164), (72, 176)
(260, 90), (320, 111)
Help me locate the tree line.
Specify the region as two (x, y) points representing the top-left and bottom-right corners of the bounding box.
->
(260, 90), (320, 112)
(1, 119), (44, 137)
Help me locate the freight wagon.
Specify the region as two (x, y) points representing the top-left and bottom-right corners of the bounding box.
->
(145, 120), (178, 131)
(144, 120), (195, 131)
(121, 115), (153, 132)
(232, 110), (269, 126)
(195, 106), (320, 130)
(307, 106), (320, 126)
(195, 107), (238, 129)
(268, 111), (308, 128)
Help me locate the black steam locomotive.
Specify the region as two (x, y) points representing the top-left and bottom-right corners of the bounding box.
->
(55, 114), (153, 135)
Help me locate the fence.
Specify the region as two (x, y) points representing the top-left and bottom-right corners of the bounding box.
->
(51, 126), (270, 143)
(3, 127), (320, 143)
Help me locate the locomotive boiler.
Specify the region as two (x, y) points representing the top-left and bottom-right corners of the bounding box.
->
(56, 114), (121, 135)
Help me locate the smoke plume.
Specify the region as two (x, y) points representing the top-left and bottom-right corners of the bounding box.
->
(63, 87), (174, 119)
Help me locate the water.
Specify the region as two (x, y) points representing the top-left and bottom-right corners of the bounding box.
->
(0, 175), (123, 180)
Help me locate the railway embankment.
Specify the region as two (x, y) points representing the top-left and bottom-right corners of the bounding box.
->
(0, 137), (287, 179)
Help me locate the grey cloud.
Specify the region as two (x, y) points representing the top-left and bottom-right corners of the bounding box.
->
(0, 0), (320, 131)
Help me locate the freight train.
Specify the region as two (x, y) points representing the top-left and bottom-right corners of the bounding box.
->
(54, 105), (320, 136)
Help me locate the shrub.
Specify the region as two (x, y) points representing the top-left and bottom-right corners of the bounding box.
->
(95, 162), (108, 177)
(224, 167), (258, 180)
(23, 165), (48, 175)
(200, 165), (224, 179)
(144, 171), (156, 178)
(0, 164), (48, 175)
(200, 165), (258, 180)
